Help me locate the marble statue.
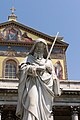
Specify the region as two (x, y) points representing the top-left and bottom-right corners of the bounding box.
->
(16, 38), (61, 120)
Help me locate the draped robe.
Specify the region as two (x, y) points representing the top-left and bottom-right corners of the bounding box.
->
(16, 54), (60, 120)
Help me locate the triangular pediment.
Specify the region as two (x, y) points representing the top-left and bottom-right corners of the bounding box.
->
(0, 20), (69, 51)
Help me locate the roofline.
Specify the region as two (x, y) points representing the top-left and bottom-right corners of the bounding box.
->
(0, 20), (69, 50)
(0, 21), (63, 39)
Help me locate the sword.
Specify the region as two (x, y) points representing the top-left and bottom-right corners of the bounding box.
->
(46, 32), (59, 62)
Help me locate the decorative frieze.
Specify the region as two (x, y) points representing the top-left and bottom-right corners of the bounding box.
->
(51, 53), (65, 59)
(0, 51), (27, 57)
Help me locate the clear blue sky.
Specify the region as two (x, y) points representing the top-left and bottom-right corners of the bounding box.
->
(0, 0), (80, 80)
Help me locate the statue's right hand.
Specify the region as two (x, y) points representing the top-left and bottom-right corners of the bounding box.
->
(19, 63), (27, 70)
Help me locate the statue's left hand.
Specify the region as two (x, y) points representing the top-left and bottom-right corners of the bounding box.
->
(28, 66), (37, 77)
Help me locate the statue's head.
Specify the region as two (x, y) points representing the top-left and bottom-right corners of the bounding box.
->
(29, 38), (49, 59)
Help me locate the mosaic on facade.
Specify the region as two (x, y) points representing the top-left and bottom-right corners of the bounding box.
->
(0, 26), (33, 42)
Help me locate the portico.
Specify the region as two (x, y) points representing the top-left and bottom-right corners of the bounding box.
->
(0, 79), (80, 120)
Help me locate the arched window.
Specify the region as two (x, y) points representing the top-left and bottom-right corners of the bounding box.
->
(4, 60), (17, 78)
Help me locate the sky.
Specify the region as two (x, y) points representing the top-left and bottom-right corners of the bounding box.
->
(0, 0), (80, 80)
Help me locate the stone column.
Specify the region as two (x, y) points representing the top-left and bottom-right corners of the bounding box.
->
(0, 105), (3, 120)
(52, 106), (55, 120)
(71, 106), (79, 120)
(0, 112), (1, 120)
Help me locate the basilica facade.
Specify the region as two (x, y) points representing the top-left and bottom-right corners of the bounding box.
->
(0, 8), (80, 120)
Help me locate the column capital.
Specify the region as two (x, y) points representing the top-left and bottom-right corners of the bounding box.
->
(52, 106), (56, 115)
(71, 106), (79, 115)
(0, 105), (3, 113)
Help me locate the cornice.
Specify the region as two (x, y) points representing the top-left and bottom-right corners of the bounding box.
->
(60, 80), (80, 95)
(0, 79), (80, 95)
(0, 40), (34, 46)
